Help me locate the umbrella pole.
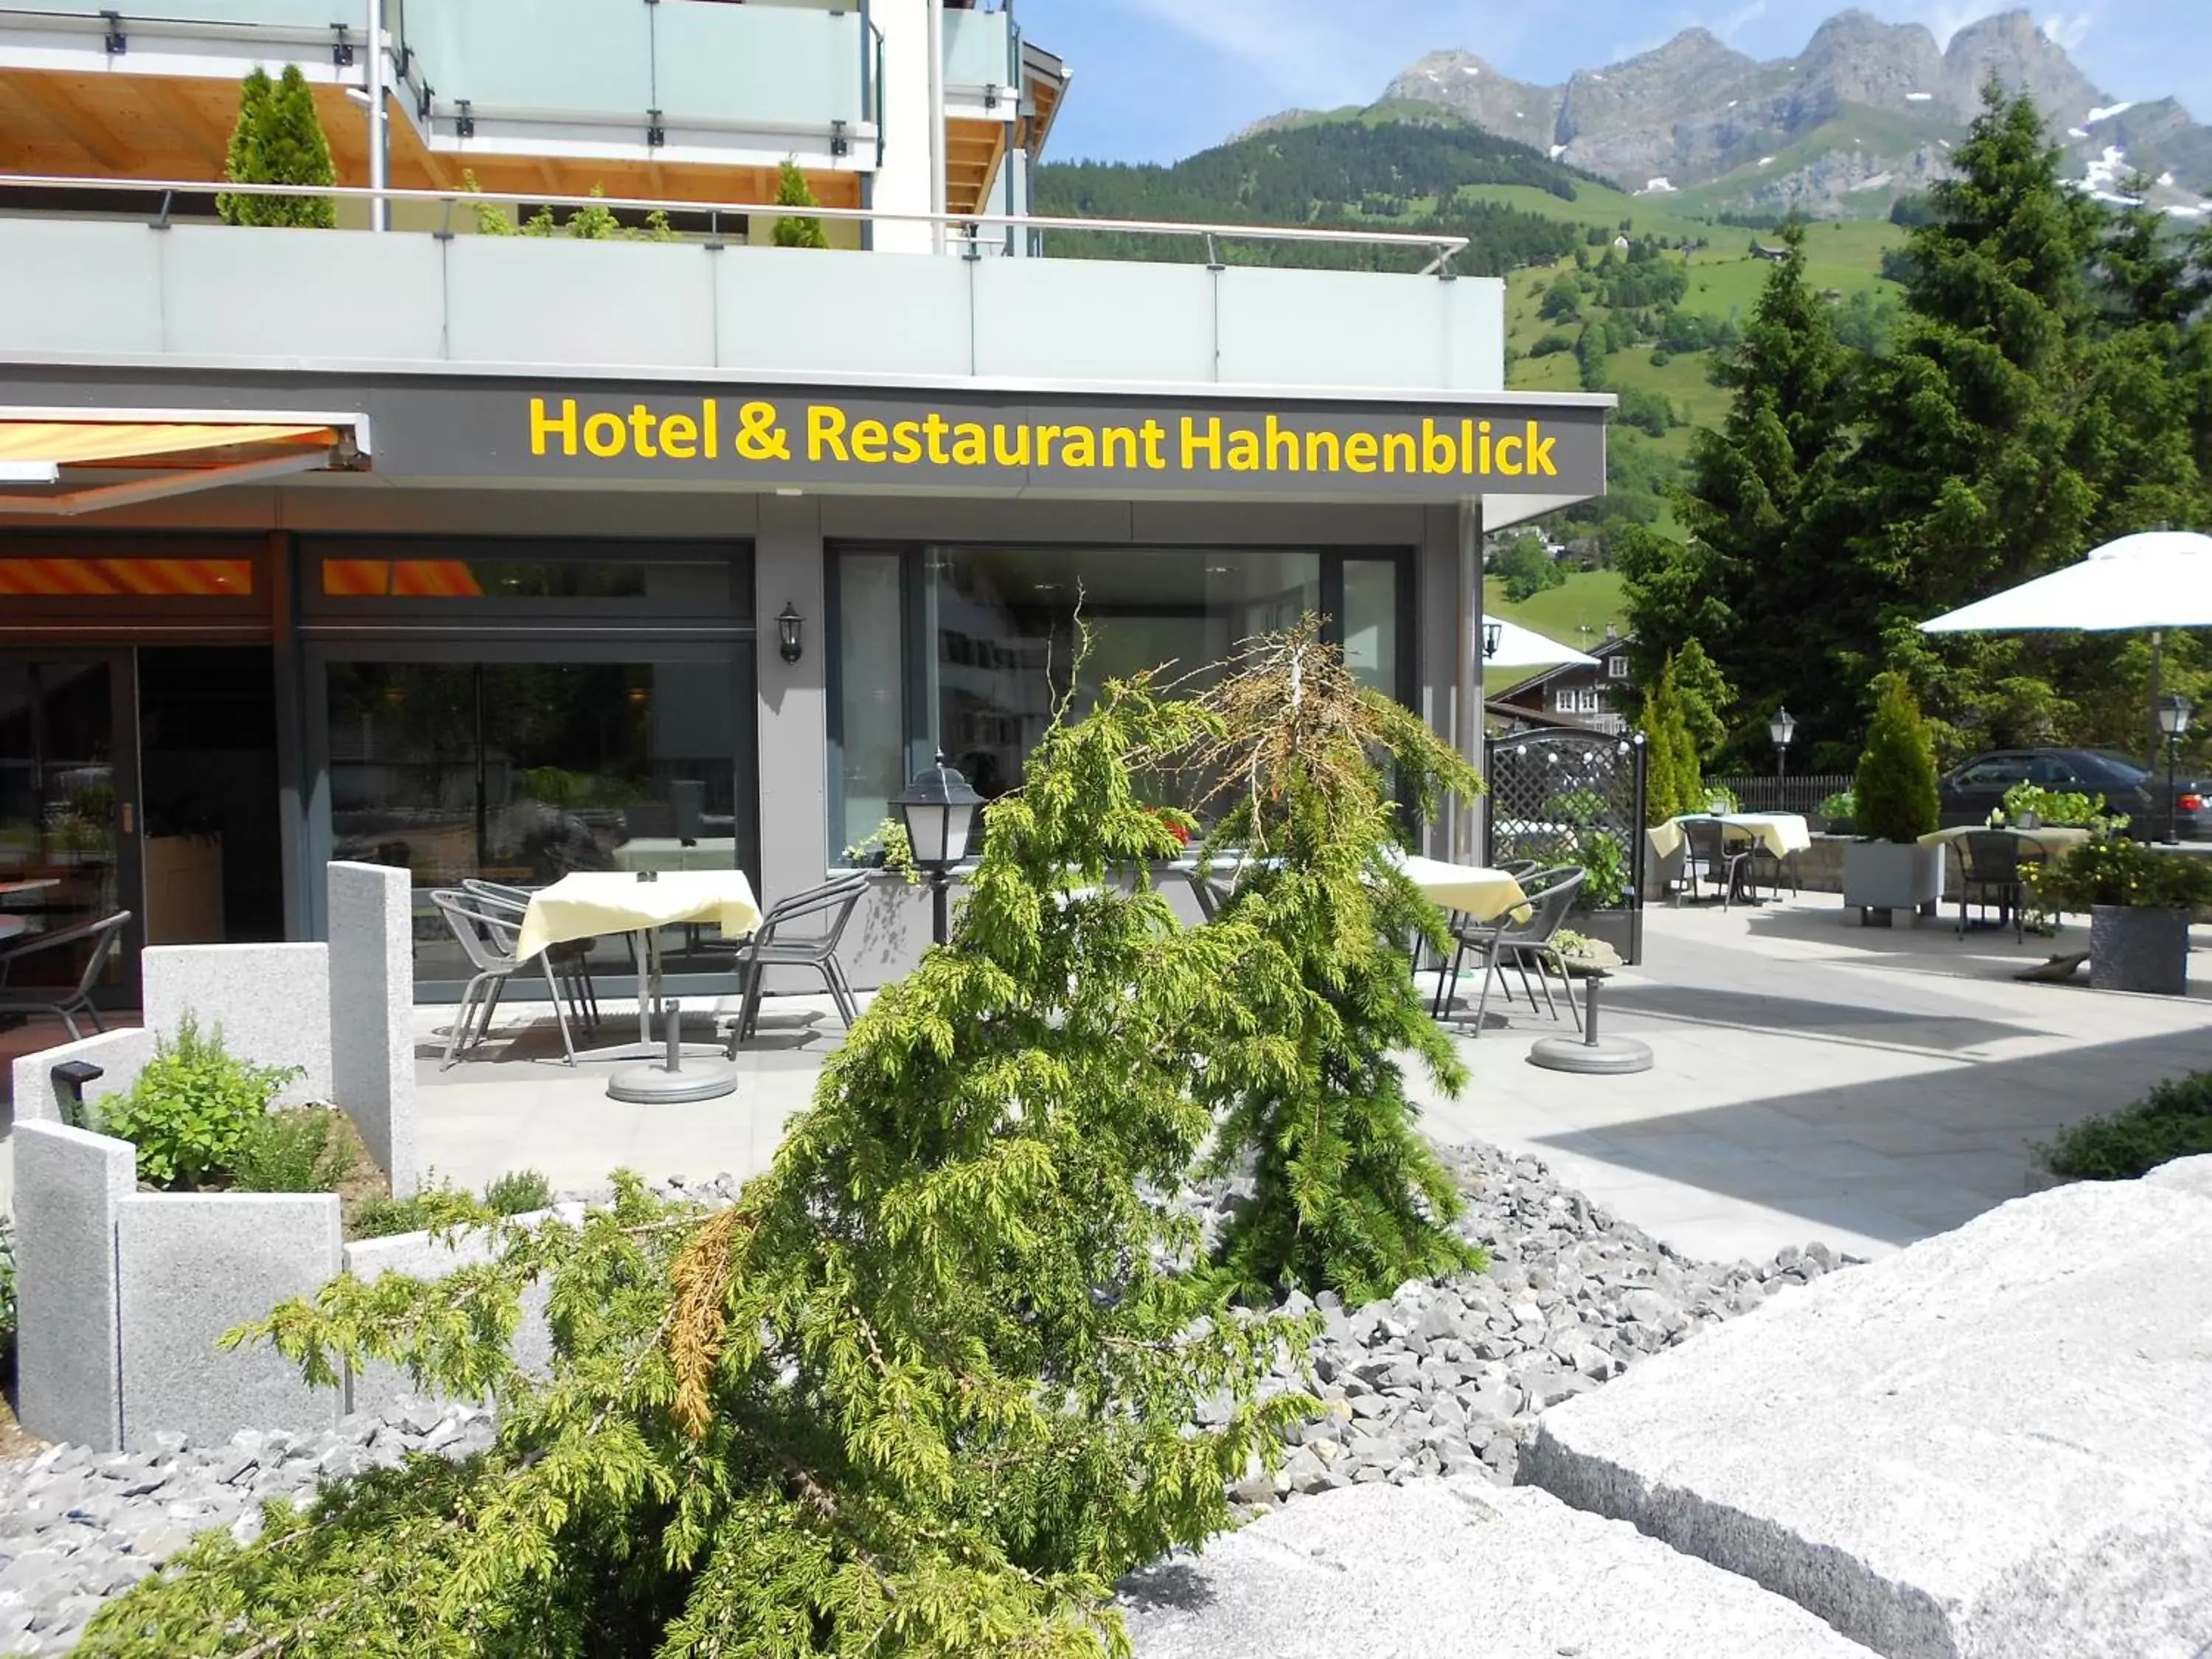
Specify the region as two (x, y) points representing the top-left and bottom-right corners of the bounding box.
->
(2150, 628), (2166, 772)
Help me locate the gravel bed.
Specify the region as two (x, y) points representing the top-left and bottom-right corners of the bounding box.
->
(0, 1143), (1855, 1653)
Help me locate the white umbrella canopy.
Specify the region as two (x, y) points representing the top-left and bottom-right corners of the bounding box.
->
(1485, 616), (1599, 668)
(1917, 531), (2212, 633)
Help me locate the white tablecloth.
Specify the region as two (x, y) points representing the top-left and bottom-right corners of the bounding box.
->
(1918, 824), (2091, 855)
(1172, 850), (1528, 924)
(1649, 813), (1812, 863)
(1394, 854), (1530, 922)
(611, 838), (742, 874)
(515, 870), (761, 962)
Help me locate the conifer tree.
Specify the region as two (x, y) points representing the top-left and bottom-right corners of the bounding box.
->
(78, 673), (1313, 1659)
(1853, 674), (1940, 844)
(1180, 623), (1483, 1302)
(772, 159), (831, 249)
(218, 64), (335, 228)
(1665, 223), (1861, 768)
(1837, 84), (2196, 754)
(1638, 656), (1703, 824)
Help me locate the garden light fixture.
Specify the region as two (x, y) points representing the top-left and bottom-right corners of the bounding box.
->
(776, 602), (804, 664)
(895, 751), (983, 943)
(2158, 692), (2193, 843)
(1769, 706), (1796, 783)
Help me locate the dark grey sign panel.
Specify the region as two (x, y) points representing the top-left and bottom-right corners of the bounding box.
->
(0, 370), (1610, 501)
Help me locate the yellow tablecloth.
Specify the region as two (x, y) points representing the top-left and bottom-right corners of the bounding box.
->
(1649, 813), (1812, 863)
(1394, 853), (1530, 922)
(611, 837), (742, 873)
(1917, 824), (2092, 855)
(515, 869), (761, 962)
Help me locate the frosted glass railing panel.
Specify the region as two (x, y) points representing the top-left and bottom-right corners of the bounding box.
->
(653, 3), (863, 128)
(21, 1), (361, 27)
(941, 8), (1011, 89)
(401, 0), (650, 118)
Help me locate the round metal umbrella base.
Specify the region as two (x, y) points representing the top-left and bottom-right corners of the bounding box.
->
(607, 1059), (739, 1104)
(1528, 1034), (1652, 1074)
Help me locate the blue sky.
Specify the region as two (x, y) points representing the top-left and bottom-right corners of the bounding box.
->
(1019, 1), (2204, 164)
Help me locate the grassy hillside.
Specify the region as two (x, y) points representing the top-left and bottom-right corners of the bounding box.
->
(1037, 108), (1910, 644)
(1485, 571), (1628, 653)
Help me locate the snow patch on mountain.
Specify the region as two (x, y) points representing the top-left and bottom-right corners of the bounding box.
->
(1638, 176), (1677, 193)
(2086, 101), (2137, 123)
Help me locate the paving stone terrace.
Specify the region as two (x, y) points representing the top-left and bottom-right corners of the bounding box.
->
(389, 890), (2212, 1263)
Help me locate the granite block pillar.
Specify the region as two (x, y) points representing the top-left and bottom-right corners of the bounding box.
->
(13, 1121), (135, 1451)
(327, 860), (418, 1197)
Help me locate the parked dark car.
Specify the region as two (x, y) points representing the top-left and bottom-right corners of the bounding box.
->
(1936, 748), (2212, 841)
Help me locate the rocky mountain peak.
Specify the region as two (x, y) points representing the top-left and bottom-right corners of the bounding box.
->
(1795, 10), (1944, 114)
(1381, 49), (1559, 153)
(1942, 10), (2106, 122)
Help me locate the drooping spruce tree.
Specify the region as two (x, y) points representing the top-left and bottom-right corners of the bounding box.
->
(218, 64), (336, 229)
(1663, 222), (1863, 768)
(1180, 622), (1484, 1304)
(78, 673), (1315, 1659)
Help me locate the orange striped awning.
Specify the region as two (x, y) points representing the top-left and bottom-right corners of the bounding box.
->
(0, 557), (254, 597)
(0, 420), (338, 469)
(321, 559), (486, 598)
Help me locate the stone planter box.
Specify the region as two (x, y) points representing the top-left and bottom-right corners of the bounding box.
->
(2090, 905), (2192, 995)
(1572, 905), (1643, 967)
(1842, 841), (1945, 925)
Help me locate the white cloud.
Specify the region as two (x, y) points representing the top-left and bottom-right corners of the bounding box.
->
(2042, 11), (2095, 49)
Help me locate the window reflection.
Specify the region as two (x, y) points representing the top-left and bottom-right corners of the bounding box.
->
(931, 547), (1322, 805)
(327, 660), (742, 981)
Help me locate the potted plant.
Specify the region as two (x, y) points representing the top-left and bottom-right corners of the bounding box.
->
(1818, 790), (1856, 836)
(2027, 838), (2212, 995)
(1843, 677), (1944, 925)
(1567, 826), (1642, 965)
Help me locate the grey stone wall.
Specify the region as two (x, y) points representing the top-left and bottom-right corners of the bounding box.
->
(6, 1027), (154, 1131)
(12, 1121), (135, 1452)
(326, 861), (418, 1197)
(115, 1193), (344, 1450)
(141, 942), (333, 1106)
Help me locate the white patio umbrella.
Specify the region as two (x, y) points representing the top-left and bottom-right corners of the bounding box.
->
(1485, 616), (1599, 669)
(1916, 531), (2212, 633)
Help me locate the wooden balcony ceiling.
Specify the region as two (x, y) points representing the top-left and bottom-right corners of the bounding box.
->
(0, 68), (863, 209)
(947, 116), (1006, 218)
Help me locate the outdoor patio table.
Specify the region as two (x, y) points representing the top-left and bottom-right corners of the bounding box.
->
(1166, 850), (1528, 924)
(515, 869), (762, 1061)
(1916, 824), (2092, 855)
(1646, 812), (1812, 864)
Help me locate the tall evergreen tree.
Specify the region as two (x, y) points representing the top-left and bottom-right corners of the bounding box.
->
(1659, 222), (1862, 768)
(219, 64), (336, 229)
(1837, 84), (2196, 756)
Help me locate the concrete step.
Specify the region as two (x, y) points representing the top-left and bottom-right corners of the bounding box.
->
(1122, 1478), (1878, 1658)
(1523, 1157), (2212, 1659)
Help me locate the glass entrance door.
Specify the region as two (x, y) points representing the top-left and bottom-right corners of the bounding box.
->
(0, 653), (142, 1009)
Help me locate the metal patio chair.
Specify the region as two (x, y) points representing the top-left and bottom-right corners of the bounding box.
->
(430, 888), (576, 1068)
(1956, 831), (2045, 942)
(462, 877), (605, 1026)
(720, 871), (873, 1051)
(1433, 866), (1587, 1037)
(1681, 817), (1751, 908)
(0, 909), (131, 1042)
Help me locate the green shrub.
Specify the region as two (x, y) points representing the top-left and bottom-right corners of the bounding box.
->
(344, 1176), (492, 1242)
(1853, 676), (1939, 844)
(1572, 828), (1630, 908)
(2027, 837), (2212, 913)
(482, 1168), (554, 1216)
(231, 1106), (358, 1194)
(1703, 785), (1742, 813)
(1819, 789), (1856, 820)
(95, 1016), (303, 1190)
(1528, 330), (1576, 358)
(0, 1216), (15, 1360)
(1545, 786), (1608, 826)
(217, 65), (335, 229)
(2038, 1072), (2212, 1180)
(1999, 781), (2126, 835)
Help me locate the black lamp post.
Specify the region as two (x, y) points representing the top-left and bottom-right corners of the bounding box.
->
(894, 751), (983, 944)
(2157, 692), (2193, 844)
(776, 602), (804, 664)
(1769, 706), (1796, 787)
